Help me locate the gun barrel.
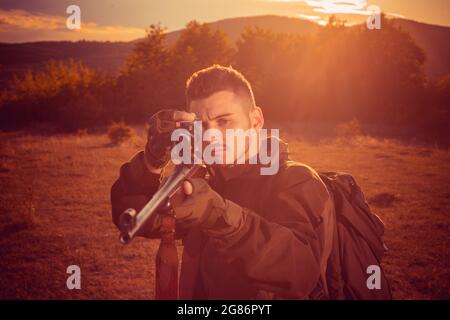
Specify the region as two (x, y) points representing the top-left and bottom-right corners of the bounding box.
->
(119, 164), (200, 244)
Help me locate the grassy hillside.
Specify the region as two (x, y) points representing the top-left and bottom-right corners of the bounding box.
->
(0, 130), (448, 299)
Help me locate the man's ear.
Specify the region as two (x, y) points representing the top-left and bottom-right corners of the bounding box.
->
(250, 106), (264, 129)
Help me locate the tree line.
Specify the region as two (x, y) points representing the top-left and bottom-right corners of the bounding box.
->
(0, 16), (448, 143)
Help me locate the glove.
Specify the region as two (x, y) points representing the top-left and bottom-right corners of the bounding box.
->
(170, 178), (244, 234)
(144, 109), (178, 169)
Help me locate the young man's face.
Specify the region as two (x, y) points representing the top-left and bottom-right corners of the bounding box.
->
(189, 90), (264, 166)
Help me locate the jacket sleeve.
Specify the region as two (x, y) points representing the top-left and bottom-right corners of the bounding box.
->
(110, 151), (163, 238)
(205, 165), (335, 298)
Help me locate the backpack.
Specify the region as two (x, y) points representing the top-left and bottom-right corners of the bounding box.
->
(318, 171), (392, 299)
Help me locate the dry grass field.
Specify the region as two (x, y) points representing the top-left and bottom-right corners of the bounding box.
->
(0, 129), (449, 299)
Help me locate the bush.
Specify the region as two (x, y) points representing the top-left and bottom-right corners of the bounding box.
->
(336, 118), (362, 139)
(76, 128), (88, 137)
(107, 121), (134, 145)
(0, 59), (106, 131)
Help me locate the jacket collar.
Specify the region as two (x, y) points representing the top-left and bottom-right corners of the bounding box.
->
(208, 136), (290, 182)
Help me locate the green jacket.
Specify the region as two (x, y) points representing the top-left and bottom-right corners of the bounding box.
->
(110, 140), (335, 299)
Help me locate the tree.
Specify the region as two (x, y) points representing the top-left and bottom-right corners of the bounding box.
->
(116, 20), (235, 120)
(168, 20), (235, 106)
(123, 24), (169, 75)
(0, 59), (105, 130)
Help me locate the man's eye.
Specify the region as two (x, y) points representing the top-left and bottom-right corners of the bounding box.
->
(217, 119), (229, 126)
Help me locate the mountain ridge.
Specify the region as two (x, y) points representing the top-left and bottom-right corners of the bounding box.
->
(0, 14), (448, 86)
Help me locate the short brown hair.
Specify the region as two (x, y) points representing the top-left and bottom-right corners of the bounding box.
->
(185, 64), (256, 110)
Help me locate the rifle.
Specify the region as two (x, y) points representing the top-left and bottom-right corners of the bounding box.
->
(118, 163), (202, 299)
(118, 117), (203, 299)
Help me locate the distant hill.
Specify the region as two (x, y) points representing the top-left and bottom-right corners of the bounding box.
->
(391, 19), (450, 78)
(0, 15), (449, 87)
(165, 15), (320, 44)
(0, 41), (134, 86)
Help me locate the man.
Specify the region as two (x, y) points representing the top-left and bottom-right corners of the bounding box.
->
(110, 64), (335, 299)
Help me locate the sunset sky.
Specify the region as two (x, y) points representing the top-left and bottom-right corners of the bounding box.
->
(0, 0), (449, 42)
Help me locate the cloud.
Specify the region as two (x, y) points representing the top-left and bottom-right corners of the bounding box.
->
(269, 0), (372, 15)
(385, 12), (406, 19)
(297, 13), (329, 25)
(0, 9), (145, 42)
(297, 13), (321, 20)
(0, 9), (64, 30)
(269, 0), (405, 26)
(305, 0), (371, 15)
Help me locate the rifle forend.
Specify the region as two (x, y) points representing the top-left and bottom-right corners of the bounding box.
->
(119, 164), (201, 244)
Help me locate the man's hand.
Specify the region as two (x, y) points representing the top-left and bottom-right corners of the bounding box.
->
(170, 178), (243, 232)
(144, 109), (196, 172)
